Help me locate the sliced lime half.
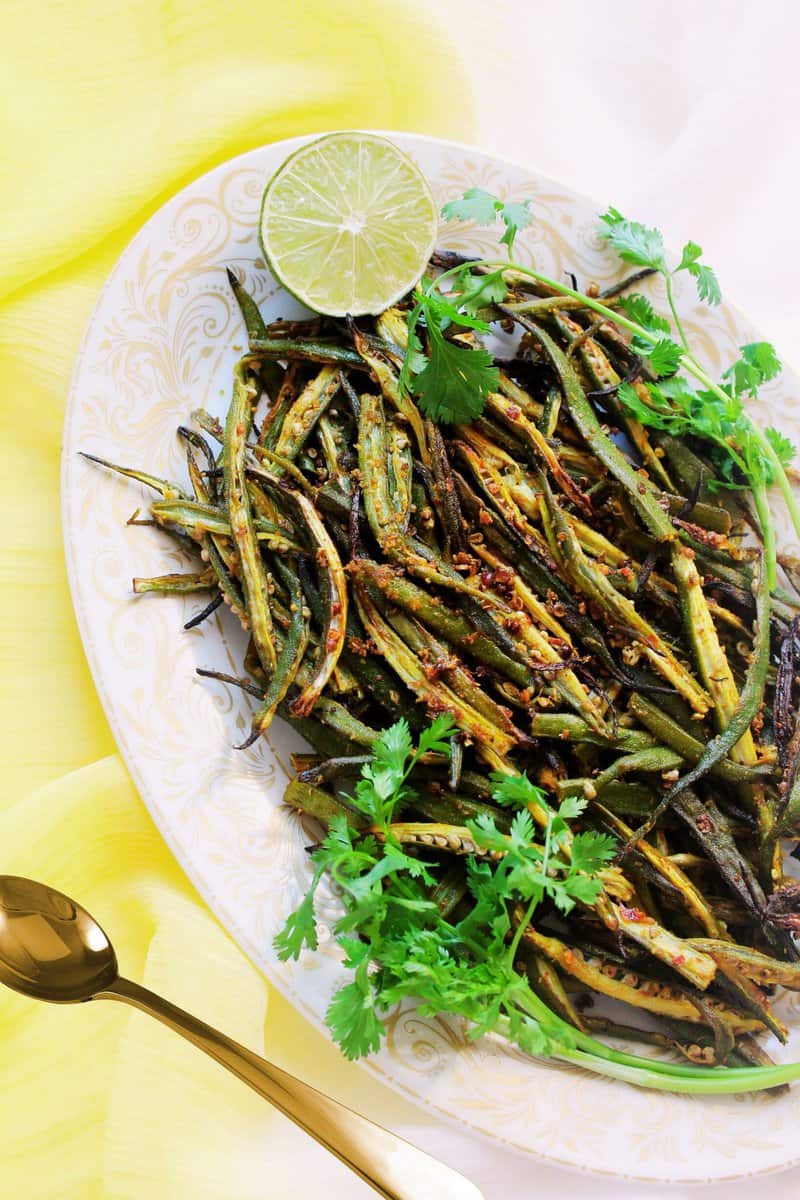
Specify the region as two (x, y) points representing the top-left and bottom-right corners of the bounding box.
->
(260, 132), (438, 317)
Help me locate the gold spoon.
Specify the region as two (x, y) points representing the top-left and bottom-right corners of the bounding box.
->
(0, 875), (484, 1200)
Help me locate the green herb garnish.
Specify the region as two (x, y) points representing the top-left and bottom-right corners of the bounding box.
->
(274, 717), (800, 1093)
(398, 189), (534, 424)
(401, 191), (798, 589)
(275, 716), (614, 1060)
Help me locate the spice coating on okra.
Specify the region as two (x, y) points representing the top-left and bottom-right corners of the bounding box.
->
(85, 237), (800, 1094)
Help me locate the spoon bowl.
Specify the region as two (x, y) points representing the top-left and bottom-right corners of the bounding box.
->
(0, 876), (118, 1003)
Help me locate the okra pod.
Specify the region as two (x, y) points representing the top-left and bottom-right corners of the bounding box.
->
(223, 362), (276, 674)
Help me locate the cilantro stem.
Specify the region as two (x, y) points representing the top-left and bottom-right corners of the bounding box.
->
(506, 893), (539, 969)
(752, 481), (778, 590)
(433, 259), (645, 339)
(510, 987), (800, 1092)
(760, 431), (800, 540)
(504, 813), (552, 961)
(665, 274), (690, 352)
(555, 1046), (800, 1094)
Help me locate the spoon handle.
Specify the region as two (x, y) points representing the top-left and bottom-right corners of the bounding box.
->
(97, 977), (482, 1200)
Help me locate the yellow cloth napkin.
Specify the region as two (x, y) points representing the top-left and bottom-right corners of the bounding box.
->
(0, 4), (472, 1195)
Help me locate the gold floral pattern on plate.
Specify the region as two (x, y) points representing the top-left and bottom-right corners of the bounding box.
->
(62, 133), (800, 1182)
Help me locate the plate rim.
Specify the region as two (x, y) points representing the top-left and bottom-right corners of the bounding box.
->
(61, 129), (800, 1185)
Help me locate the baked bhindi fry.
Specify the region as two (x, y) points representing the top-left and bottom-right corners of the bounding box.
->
(84, 221), (800, 1095)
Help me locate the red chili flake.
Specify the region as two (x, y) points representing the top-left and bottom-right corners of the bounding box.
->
(619, 905), (653, 924)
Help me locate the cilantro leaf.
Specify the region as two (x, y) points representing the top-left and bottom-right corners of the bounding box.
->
(273, 864), (326, 964)
(351, 718), (416, 826)
(321, 812), (356, 857)
(570, 830), (618, 874)
(419, 284), (491, 334)
(723, 342), (782, 397)
(616, 374), (771, 491)
(597, 207), (666, 272)
(441, 189), (533, 256)
(765, 427), (796, 468)
(645, 337), (683, 378)
(562, 874), (605, 906)
(509, 807), (536, 848)
(599, 212), (720, 308)
(326, 977), (385, 1060)
(454, 267), (509, 315)
(399, 318), (428, 381)
(744, 341), (782, 381)
(687, 262), (721, 306)
(551, 884), (577, 915)
(617, 380), (691, 435)
(498, 200), (533, 252)
(618, 293), (671, 336)
(557, 794), (587, 821)
(677, 241), (702, 271)
(416, 712), (458, 757)
(507, 1008), (552, 1058)
(598, 207), (795, 564)
(441, 187), (500, 226)
(274, 887), (319, 961)
(411, 321), (498, 424)
(672, 240), (721, 304)
(467, 811), (510, 855)
(372, 718), (413, 778)
(490, 770), (545, 809)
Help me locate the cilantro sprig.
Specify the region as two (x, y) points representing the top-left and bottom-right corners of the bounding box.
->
(593, 208), (796, 583)
(398, 284), (499, 424)
(275, 717), (800, 1093)
(275, 717), (614, 1062)
(403, 191), (798, 588)
(441, 188), (533, 255)
(598, 207), (721, 316)
(397, 189), (534, 425)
